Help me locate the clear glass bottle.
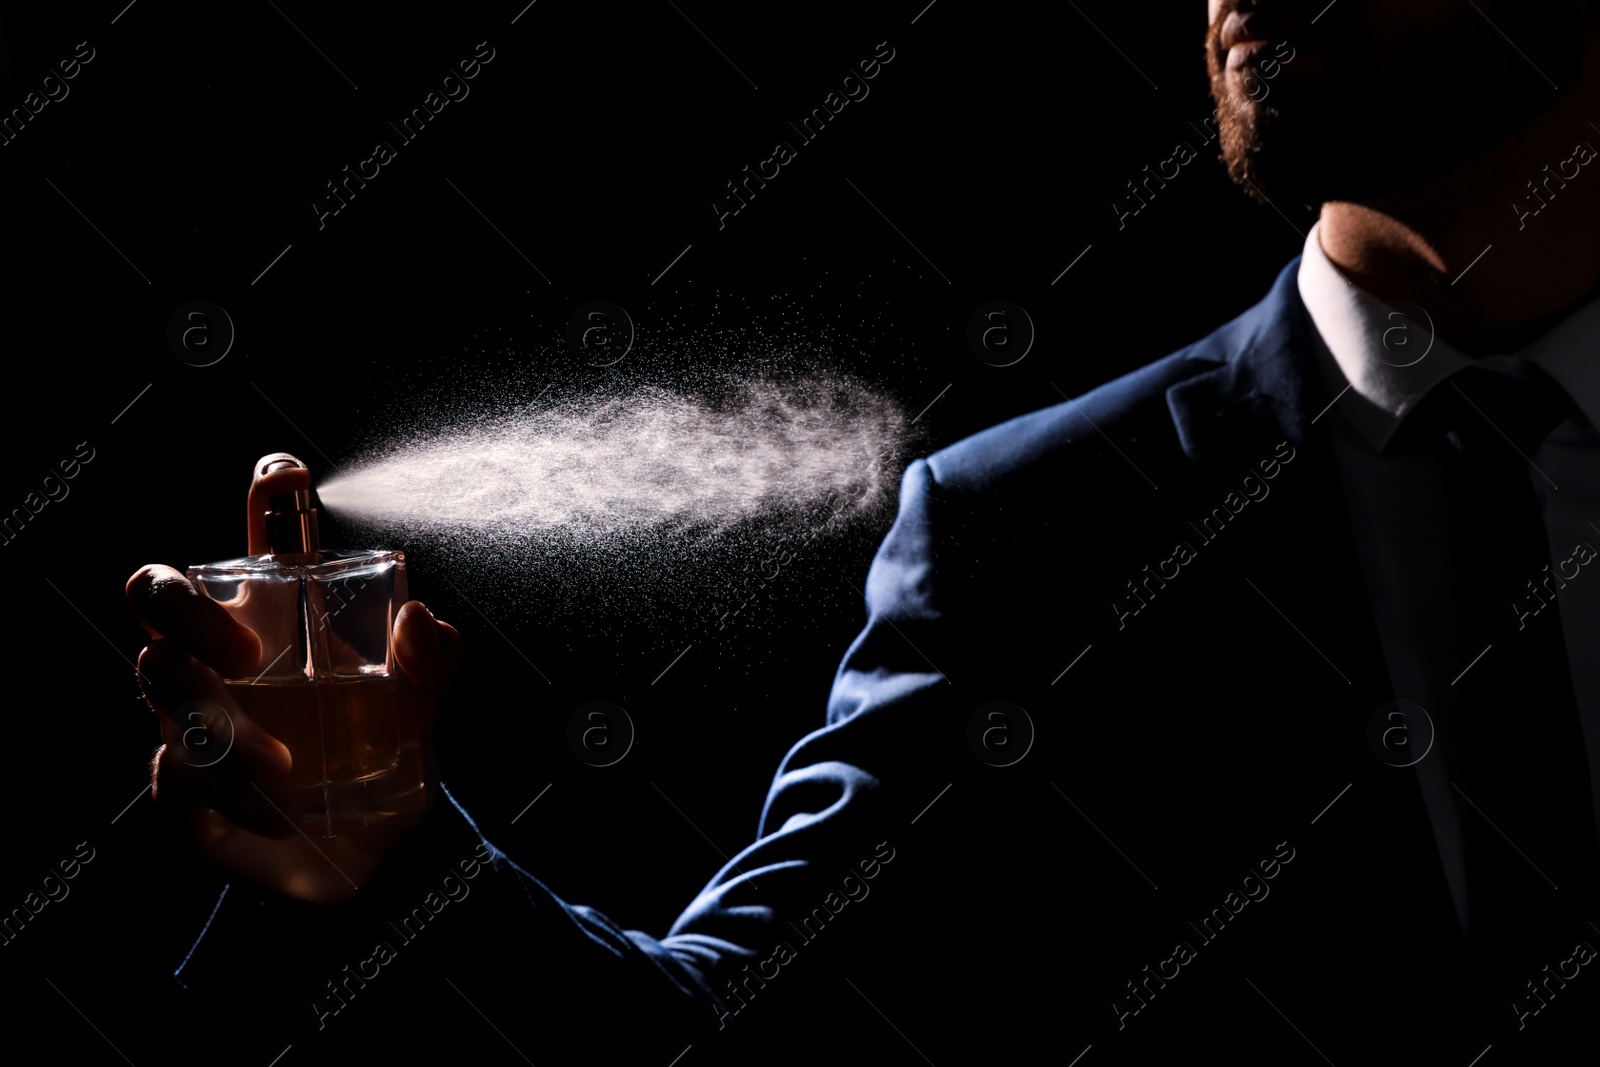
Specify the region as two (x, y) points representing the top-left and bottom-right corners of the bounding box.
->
(187, 489), (427, 836)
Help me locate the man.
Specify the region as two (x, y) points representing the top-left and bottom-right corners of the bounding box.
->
(128, 1), (1600, 1061)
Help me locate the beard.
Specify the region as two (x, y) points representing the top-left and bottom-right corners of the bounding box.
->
(1206, 2), (1593, 207)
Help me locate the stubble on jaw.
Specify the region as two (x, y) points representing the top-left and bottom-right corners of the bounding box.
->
(1202, 2), (1593, 208)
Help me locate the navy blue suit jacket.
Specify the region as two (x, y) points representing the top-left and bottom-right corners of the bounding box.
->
(176, 260), (1596, 1064)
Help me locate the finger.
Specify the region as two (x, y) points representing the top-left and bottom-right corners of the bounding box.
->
(138, 640), (292, 776)
(152, 745), (298, 840)
(392, 602), (464, 688)
(248, 453), (310, 556)
(127, 564), (261, 679)
(139, 641), (298, 838)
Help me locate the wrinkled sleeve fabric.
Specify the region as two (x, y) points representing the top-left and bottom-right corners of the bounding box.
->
(656, 458), (960, 969)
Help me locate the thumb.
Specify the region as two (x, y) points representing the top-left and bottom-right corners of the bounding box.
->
(248, 454), (310, 556)
(392, 601), (464, 688)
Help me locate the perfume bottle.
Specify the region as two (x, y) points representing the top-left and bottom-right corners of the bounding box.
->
(187, 489), (427, 836)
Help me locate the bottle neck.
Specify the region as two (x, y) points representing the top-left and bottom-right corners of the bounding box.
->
(265, 489), (321, 554)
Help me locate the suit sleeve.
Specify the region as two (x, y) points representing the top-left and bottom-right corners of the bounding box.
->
(655, 458), (961, 966)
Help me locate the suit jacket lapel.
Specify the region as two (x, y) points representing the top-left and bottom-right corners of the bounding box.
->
(1164, 257), (1467, 936)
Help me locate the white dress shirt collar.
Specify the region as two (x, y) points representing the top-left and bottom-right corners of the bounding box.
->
(1296, 220), (1600, 450)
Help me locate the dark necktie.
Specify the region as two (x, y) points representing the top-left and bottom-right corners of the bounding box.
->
(1393, 360), (1598, 974)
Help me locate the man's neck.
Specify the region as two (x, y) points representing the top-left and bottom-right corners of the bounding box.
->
(1318, 43), (1600, 356)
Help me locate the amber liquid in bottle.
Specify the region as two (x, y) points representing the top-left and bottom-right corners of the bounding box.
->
(223, 675), (426, 834)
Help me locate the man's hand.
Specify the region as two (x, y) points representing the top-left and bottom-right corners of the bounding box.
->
(127, 453), (463, 904)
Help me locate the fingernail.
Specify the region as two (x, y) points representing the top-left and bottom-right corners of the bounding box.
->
(261, 458), (303, 476)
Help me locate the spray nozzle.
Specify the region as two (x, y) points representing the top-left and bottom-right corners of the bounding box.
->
(264, 488), (320, 555)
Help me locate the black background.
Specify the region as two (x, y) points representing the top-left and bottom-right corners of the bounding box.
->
(1, 1), (1309, 1062)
